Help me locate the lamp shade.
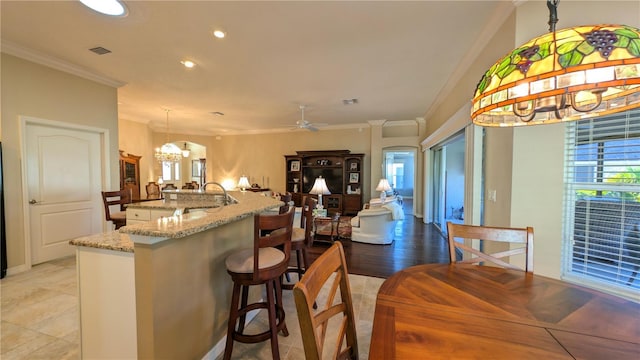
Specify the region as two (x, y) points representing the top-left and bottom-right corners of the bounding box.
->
(310, 176), (331, 195)
(237, 176), (251, 190)
(472, 23), (640, 127)
(376, 178), (392, 192)
(181, 142), (190, 158)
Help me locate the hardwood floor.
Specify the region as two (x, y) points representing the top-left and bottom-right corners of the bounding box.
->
(307, 214), (451, 279)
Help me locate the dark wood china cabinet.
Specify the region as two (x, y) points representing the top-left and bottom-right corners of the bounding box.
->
(119, 150), (141, 200)
(285, 150), (364, 216)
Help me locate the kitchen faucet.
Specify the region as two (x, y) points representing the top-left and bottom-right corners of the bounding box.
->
(201, 182), (230, 205)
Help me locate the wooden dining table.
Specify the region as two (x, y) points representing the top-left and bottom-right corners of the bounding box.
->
(369, 263), (640, 359)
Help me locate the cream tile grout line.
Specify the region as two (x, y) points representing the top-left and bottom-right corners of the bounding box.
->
(1, 256), (79, 360)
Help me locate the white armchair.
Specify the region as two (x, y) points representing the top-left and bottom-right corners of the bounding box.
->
(350, 206), (398, 245)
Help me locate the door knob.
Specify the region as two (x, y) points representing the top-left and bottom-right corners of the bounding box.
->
(29, 199), (38, 204)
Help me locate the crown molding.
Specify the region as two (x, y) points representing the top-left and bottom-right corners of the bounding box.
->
(1, 40), (126, 88)
(368, 120), (387, 127)
(422, 0), (516, 121)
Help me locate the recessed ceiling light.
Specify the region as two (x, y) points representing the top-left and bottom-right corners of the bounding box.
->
(343, 98), (359, 105)
(79, 0), (127, 16)
(181, 60), (195, 68)
(213, 30), (226, 39)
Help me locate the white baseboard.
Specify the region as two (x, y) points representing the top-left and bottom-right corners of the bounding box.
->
(5, 264), (30, 277)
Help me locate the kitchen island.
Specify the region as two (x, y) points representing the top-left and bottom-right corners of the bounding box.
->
(70, 190), (282, 359)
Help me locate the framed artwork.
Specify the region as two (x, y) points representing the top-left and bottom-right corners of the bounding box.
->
(349, 172), (359, 183)
(290, 160), (300, 171)
(192, 160), (202, 177)
(349, 162), (358, 171)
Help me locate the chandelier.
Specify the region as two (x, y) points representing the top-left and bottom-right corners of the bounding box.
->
(471, 0), (640, 127)
(154, 109), (182, 163)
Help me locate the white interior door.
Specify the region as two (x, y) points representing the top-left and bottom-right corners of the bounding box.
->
(25, 122), (104, 264)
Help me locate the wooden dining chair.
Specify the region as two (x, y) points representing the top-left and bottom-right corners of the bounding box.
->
(101, 189), (131, 230)
(162, 183), (177, 190)
(145, 182), (160, 199)
(293, 241), (358, 360)
(447, 222), (534, 272)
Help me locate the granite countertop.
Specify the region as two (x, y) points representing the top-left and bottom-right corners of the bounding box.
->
(126, 199), (222, 210)
(69, 231), (134, 252)
(70, 191), (283, 251)
(118, 190), (282, 240)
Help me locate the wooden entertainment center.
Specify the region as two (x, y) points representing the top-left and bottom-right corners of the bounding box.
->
(285, 150), (364, 216)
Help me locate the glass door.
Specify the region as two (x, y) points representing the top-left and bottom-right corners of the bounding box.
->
(431, 133), (466, 234)
(432, 147), (445, 230)
(382, 148), (416, 215)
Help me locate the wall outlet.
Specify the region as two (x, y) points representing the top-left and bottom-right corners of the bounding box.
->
(488, 189), (497, 202)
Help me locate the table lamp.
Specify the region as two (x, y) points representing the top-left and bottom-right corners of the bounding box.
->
(310, 176), (331, 209)
(376, 178), (392, 202)
(237, 175), (251, 192)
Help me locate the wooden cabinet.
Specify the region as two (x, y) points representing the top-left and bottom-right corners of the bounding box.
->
(343, 155), (364, 215)
(120, 151), (141, 200)
(285, 156), (303, 206)
(285, 150), (364, 216)
(126, 208), (178, 225)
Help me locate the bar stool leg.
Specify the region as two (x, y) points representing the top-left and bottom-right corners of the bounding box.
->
(274, 278), (288, 336)
(300, 248), (309, 282)
(266, 279), (280, 360)
(223, 282), (241, 360)
(237, 285), (249, 334)
(295, 250), (303, 280)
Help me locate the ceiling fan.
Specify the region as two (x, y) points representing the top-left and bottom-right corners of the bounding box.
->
(291, 105), (327, 132)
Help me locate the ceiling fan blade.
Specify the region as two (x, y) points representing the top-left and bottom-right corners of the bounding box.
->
(307, 126), (319, 132)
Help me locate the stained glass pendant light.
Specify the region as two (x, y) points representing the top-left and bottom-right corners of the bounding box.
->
(471, 0), (640, 127)
(154, 110), (182, 163)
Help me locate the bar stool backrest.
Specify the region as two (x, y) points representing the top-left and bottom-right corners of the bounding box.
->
(254, 206), (295, 281)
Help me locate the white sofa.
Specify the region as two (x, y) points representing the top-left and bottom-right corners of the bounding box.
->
(350, 201), (403, 245)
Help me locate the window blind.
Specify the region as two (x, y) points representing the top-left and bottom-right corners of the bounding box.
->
(564, 109), (640, 296)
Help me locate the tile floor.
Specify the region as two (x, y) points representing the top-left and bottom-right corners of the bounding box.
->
(1, 256), (383, 360)
(1, 256), (79, 360)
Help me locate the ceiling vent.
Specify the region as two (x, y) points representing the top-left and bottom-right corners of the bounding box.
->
(343, 98), (358, 105)
(89, 46), (111, 55)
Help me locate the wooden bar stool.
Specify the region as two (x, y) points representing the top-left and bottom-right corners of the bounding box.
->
(280, 196), (317, 290)
(223, 207), (295, 360)
(101, 189), (131, 230)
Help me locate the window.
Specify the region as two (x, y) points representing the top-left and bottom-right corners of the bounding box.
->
(564, 109), (640, 298)
(162, 161), (180, 182)
(391, 163), (404, 191)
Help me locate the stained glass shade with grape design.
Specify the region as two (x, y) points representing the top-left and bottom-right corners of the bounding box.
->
(472, 25), (640, 127)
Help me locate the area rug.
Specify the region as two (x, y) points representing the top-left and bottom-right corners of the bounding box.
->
(213, 273), (384, 359)
(314, 216), (352, 239)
